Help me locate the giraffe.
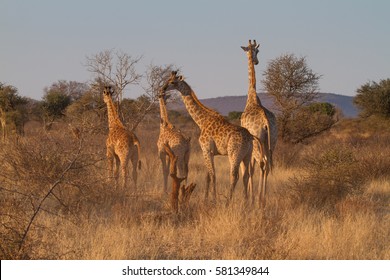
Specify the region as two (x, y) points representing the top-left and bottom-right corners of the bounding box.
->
(240, 39), (278, 207)
(103, 85), (141, 190)
(162, 71), (257, 203)
(157, 89), (191, 193)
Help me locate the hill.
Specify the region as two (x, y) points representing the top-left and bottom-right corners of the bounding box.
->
(169, 92), (359, 118)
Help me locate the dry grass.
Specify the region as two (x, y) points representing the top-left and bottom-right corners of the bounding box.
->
(0, 118), (389, 260)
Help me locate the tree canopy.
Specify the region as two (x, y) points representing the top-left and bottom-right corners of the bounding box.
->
(354, 79), (390, 118)
(262, 53), (333, 143)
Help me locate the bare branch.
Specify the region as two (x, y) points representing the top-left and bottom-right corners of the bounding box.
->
(18, 139), (83, 253)
(85, 49), (142, 101)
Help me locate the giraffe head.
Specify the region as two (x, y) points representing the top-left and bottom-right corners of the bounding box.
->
(102, 85), (115, 103)
(162, 71), (189, 96)
(158, 89), (171, 104)
(241, 39), (260, 65)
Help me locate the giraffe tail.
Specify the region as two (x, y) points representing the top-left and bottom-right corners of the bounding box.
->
(134, 137), (142, 170)
(265, 119), (273, 173)
(253, 135), (268, 172)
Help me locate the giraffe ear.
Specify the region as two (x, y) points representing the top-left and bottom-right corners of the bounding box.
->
(241, 46), (249, 51)
(179, 75), (184, 81)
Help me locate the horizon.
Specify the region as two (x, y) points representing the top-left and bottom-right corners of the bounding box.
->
(2, 0), (390, 100)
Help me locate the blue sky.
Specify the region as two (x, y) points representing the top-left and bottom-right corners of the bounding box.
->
(1, 0), (389, 100)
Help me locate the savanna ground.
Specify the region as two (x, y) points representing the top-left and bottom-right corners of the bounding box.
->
(0, 115), (389, 260)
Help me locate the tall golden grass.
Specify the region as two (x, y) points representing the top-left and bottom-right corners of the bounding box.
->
(0, 117), (389, 259)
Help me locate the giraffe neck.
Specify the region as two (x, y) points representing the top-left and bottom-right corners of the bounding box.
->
(247, 50), (256, 92)
(176, 81), (219, 128)
(106, 97), (125, 129)
(159, 97), (173, 128)
(246, 51), (262, 107)
(245, 88), (262, 109)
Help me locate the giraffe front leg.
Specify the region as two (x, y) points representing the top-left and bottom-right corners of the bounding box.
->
(202, 150), (216, 203)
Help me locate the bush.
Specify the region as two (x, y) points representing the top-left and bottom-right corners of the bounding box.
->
(227, 111), (243, 121)
(0, 130), (106, 259)
(290, 145), (363, 211)
(280, 103), (337, 144)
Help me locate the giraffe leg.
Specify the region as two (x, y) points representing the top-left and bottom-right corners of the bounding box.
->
(227, 162), (240, 205)
(240, 152), (251, 202)
(110, 152), (121, 189)
(159, 151), (169, 193)
(240, 162), (249, 202)
(176, 155), (188, 186)
(248, 157), (256, 205)
(130, 151), (138, 191)
(259, 161), (268, 208)
(120, 159), (129, 191)
(263, 165), (269, 208)
(202, 150), (216, 202)
(176, 156), (184, 178)
(116, 149), (129, 191)
(252, 158), (258, 205)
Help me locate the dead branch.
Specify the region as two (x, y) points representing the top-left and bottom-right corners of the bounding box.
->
(17, 139), (83, 254)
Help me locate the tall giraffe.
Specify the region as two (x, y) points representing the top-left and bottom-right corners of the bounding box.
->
(162, 71), (257, 203)
(240, 39), (278, 206)
(103, 86), (141, 190)
(157, 89), (191, 193)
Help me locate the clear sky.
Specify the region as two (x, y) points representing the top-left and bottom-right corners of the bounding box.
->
(1, 0), (389, 100)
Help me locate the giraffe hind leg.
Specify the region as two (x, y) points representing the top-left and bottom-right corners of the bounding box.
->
(130, 152), (139, 191)
(227, 162), (240, 206)
(240, 153), (252, 203)
(160, 152), (170, 193)
(116, 150), (130, 191)
(107, 150), (120, 189)
(258, 161), (268, 208)
(113, 155), (121, 189)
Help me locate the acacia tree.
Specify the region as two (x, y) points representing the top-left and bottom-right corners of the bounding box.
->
(123, 63), (176, 130)
(85, 49), (142, 102)
(45, 80), (89, 102)
(262, 53), (324, 142)
(354, 78), (390, 118)
(40, 80), (89, 130)
(0, 83), (28, 139)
